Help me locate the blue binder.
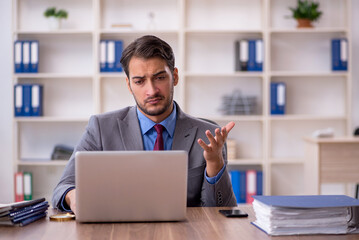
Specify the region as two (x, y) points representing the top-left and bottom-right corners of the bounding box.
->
(114, 40), (123, 72)
(230, 170), (241, 203)
(248, 39), (263, 72)
(270, 82), (286, 115)
(22, 85), (32, 116)
(14, 85), (23, 117)
(14, 40), (23, 73)
(239, 171), (247, 203)
(30, 84), (43, 116)
(331, 38), (348, 71)
(256, 171), (263, 196)
(30, 41), (39, 73)
(100, 40), (107, 72)
(107, 40), (115, 72)
(22, 41), (31, 73)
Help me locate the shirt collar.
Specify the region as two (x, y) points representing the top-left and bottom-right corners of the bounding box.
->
(136, 103), (177, 137)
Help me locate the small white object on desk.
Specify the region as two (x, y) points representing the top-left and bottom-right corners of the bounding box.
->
(311, 128), (334, 138)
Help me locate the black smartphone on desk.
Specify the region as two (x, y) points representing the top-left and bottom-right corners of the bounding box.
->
(219, 209), (248, 218)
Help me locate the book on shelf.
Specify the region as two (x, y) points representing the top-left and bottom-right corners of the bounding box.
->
(13, 84), (43, 117)
(14, 171), (33, 202)
(0, 198), (48, 226)
(331, 38), (348, 71)
(13, 40), (39, 73)
(270, 82), (286, 115)
(100, 40), (123, 72)
(230, 170), (263, 204)
(251, 195), (359, 236)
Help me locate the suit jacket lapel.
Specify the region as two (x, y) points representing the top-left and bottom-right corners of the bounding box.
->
(172, 103), (198, 152)
(117, 106), (144, 151)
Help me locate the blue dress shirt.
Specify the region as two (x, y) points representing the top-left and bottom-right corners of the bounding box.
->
(136, 104), (226, 184)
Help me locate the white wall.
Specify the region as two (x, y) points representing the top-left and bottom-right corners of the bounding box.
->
(0, 1), (358, 202)
(0, 0), (13, 202)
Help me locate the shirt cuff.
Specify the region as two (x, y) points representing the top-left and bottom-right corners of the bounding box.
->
(59, 187), (75, 212)
(205, 164), (226, 185)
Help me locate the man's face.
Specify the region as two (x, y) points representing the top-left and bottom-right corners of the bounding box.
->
(126, 56), (178, 122)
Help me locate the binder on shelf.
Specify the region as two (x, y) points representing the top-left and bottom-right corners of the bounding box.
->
(246, 170), (256, 204)
(239, 40), (248, 71)
(252, 195), (359, 236)
(114, 40), (123, 72)
(270, 82), (286, 115)
(31, 84), (43, 117)
(248, 39), (263, 72)
(22, 84), (32, 116)
(100, 40), (107, 72)
(256, 170), (263, 196)
(14, 85), (23, 117)
(107, 40), (115, 72)
(230, 170), (241, 203)
(30, 41), (39, 73)
(331, 38), (348, 71)
(22, 41), (30, 73)
(23, 172), (33, 201)
(14, 172), (24, 202)
(14, 40), (23, 73)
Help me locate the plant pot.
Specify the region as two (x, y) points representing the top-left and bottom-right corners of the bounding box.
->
(48, 17), (61, 30)
(296, 18), (313, 28)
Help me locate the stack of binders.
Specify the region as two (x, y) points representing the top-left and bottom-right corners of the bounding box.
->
(235, 39), (263, 72)
(14, 84), (43, 117)
(14, 40), (39, 73)
(100, 40), (123, 72)
(0, 198), (49, 227)
(251, 195), (359, 236)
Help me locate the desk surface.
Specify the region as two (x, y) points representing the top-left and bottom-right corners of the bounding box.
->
(1, 206), (358, 240)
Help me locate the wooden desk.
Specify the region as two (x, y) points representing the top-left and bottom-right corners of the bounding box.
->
(1, 206), (358, 240)
(304, 137), (359, 194)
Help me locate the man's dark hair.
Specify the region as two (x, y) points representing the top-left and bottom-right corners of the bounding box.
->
(120, 35), (175, 77)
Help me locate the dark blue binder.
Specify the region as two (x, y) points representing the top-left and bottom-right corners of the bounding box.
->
(331, 38), (348, 71)
(30, 40), (39, 73)
(239, 171), (247, 203)
(256, 171), (263, 196)
(100, 40), (107, 72)
(30, 84), (43, 117)
(22, 41), (31, 73)
(230, 170), (241, 203)
(14, 84), (23, 117)
(14, 40), (23, 73)
(270, 82), (286, 115)
(115, 40), (123, 72)
(248, 39), (263, 72)
(22, 84), (32, 116)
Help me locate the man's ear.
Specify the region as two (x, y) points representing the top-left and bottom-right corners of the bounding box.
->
(173, 68), (179, 86)
(126, 77), (133, 94)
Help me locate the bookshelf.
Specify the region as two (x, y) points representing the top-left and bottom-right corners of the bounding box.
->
(12, 0), (352, 202)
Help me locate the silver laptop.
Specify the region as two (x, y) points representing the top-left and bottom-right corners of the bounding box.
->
(75, 151), (188, 222)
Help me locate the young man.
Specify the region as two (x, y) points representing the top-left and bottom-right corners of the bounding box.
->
(52, 35), (237, 213)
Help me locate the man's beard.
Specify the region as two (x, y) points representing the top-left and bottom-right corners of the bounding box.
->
(133, 87), (174, 116)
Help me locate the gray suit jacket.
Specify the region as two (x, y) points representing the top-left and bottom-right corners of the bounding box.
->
(52, 103), (237, 209)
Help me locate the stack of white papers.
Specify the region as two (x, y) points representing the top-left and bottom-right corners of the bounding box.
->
(251, 195), (359, 236)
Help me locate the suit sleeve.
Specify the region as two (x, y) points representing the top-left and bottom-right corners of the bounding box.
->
(51, 115), (103, 209)
(200, 146), (238, 207)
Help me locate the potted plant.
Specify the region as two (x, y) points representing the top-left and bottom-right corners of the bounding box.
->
(44, 7), (68, 30)
(289, 0), (322, 28)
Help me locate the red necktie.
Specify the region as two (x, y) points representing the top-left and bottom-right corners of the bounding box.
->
(153, 124), (164, 150)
